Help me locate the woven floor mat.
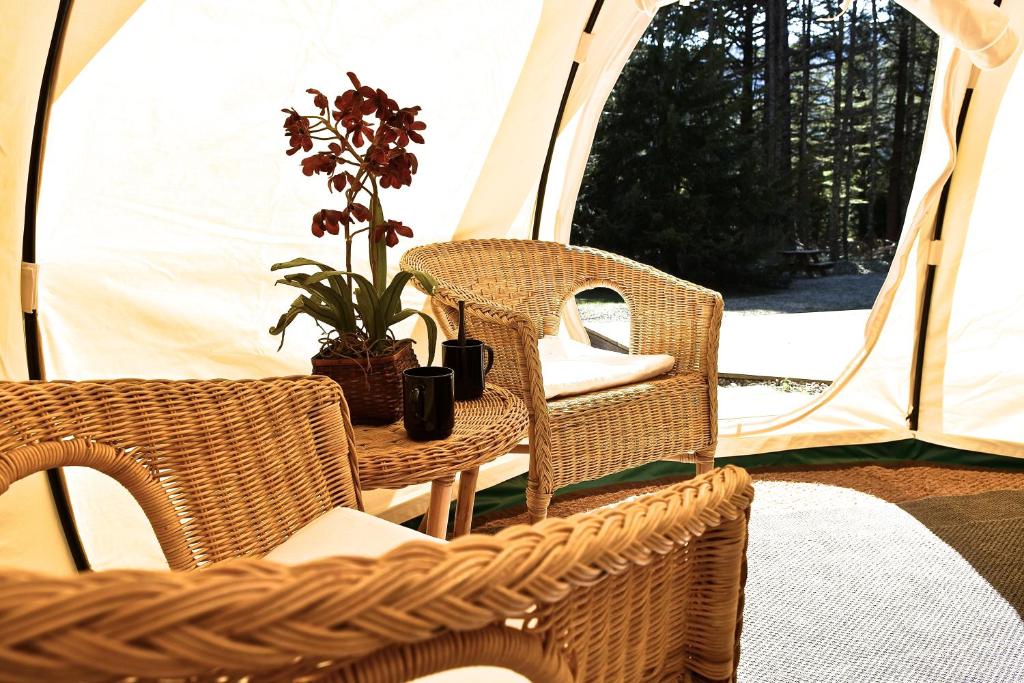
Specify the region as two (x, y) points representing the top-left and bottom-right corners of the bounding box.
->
(901, 490), (1024, 618)
(738, 482), (1024, 682)
(471, 462), (1024, 533)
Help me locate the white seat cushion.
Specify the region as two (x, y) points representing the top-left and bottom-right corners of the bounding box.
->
(412, 668), (529, 682)
(268, 510), (528, 682)
(539, 336), (675, 400)
(265, 506), (441, 565)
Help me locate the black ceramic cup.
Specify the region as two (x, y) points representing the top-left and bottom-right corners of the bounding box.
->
(442, 339), (495, 401)
(403, 367), (455, 441)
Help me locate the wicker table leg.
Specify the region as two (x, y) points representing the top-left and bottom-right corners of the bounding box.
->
(454, 467), (480, 537)
(426, 475), (455, 539)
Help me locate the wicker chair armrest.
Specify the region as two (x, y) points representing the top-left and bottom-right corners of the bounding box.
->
(0, 438), (195, 569)
(0, 466), (752, 683)
(429, 287), (547, 409)
(427, 287), (553, 515)
(429, 285), (533, 334)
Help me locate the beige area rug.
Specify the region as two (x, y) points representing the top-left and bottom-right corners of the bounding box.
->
(737, 482), (1024, 682)
(901, 490), (1024, 617)
(472, 462), (1024, 529)
(472, 463), (1024, 680)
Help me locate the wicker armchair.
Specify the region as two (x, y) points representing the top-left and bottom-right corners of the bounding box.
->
(0, 376), (752, 682)
(0, 376), (362, 570)
(401, 239), (724, 522)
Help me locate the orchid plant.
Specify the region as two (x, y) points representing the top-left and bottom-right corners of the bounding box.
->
(270, 73), (437, 362)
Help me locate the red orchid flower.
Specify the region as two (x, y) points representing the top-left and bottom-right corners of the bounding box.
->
(379, 149), (417, 189)
(301, 152), (337, 176)
(338, 113), (374, 147)
(388, 106), (426, 146)
(285, 74), (426, 247)
(310, 209), (347, 237)
(282, 108), (313, 156)
(366, 88), (398, 119)
(306, 88), (329, 114)
(349, 203), (370, 222)
(372, 219), (414, 247)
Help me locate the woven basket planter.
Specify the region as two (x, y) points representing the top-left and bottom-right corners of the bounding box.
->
(312, 340), (419, 425)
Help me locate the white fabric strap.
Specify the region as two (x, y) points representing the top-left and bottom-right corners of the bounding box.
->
(575, 32), (593, 63)
(20, 262), (37, 314)
(897, 0), (1018, 70)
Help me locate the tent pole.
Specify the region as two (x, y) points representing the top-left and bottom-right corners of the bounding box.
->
(908, 84), (973, 431)
(531, 0), (606, 241)
(23, 0), (90, 572)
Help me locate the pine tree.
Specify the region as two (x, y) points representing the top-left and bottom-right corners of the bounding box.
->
(574, 0), (939, 292)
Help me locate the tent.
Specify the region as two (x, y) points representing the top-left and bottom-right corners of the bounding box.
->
(1, 0), (1020, 574)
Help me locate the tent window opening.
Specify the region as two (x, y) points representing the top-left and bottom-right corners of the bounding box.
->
(571, 0), (939, 422)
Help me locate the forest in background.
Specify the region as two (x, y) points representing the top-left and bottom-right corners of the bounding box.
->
(574, 0), (939, 292)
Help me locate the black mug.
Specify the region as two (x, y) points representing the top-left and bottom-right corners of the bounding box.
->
(442, 339), (495, 401)
(403, 367), (455, 441)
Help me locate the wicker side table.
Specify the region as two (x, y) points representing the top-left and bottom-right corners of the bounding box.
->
(353, 385), (528, 538)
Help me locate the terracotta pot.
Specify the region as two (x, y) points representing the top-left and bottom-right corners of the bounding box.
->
(312, 340), (419, 425)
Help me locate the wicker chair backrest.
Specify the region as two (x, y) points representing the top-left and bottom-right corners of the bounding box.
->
(0, 376), (360, 570)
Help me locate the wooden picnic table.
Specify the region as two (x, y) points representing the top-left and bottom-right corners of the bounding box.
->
(780, 248), (835, 278)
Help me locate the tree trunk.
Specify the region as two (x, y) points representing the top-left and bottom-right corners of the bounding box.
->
(886, 14), (909, 241)
(740, 0), (755, 136)
(796, 0), (813, 245)
(840, 0), (858, 261)
(828, 9), (845, 259)
(765, 0), (792, 240)
(764, 0), (792, 172)
(864, 0), (881, 247)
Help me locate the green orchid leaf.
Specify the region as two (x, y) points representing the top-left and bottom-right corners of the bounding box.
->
(379, 271), (414, 323)
(324, 270), (378, 307)
(354, 283), (384, 341)
(274, 277), (342, 318)
(277, 273), (357, 332)
(269, 295), (337, 350)
(272, 258), (353, 298)
(407, 269), (438, 295)
(368, 197), (387, 293)
(390, 308), (438, 366)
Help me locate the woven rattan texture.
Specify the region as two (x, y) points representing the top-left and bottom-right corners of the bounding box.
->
(313, 340), (419, 425)
(0, 376), (361, 571)
(354, 386), (528, 489)
(402, 239), (724, 522)
(0, 466), (753, 683)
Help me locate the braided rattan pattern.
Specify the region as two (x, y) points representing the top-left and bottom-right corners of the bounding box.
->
(0, 466), (752, 683)
(354, 386), (527, 490)
(0, 376), (361, 571)
(401, 239), (724, 521)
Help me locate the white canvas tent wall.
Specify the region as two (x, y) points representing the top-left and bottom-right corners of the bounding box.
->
(0, 0), (1020, 574)
(716, 0), (1024, 458)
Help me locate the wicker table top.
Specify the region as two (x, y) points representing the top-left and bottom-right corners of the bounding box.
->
(354, 385), (528, 490)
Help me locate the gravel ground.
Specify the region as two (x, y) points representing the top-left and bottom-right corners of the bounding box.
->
(577, 269), (888, 397)
(726, 272), (886, 315)
(578, 271), (887, 323)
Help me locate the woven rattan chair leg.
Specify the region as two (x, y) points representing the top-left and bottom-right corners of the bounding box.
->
(695, 445), (716, 475)
(527, 485), (552, 524)
(426, 475), (455, 538)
